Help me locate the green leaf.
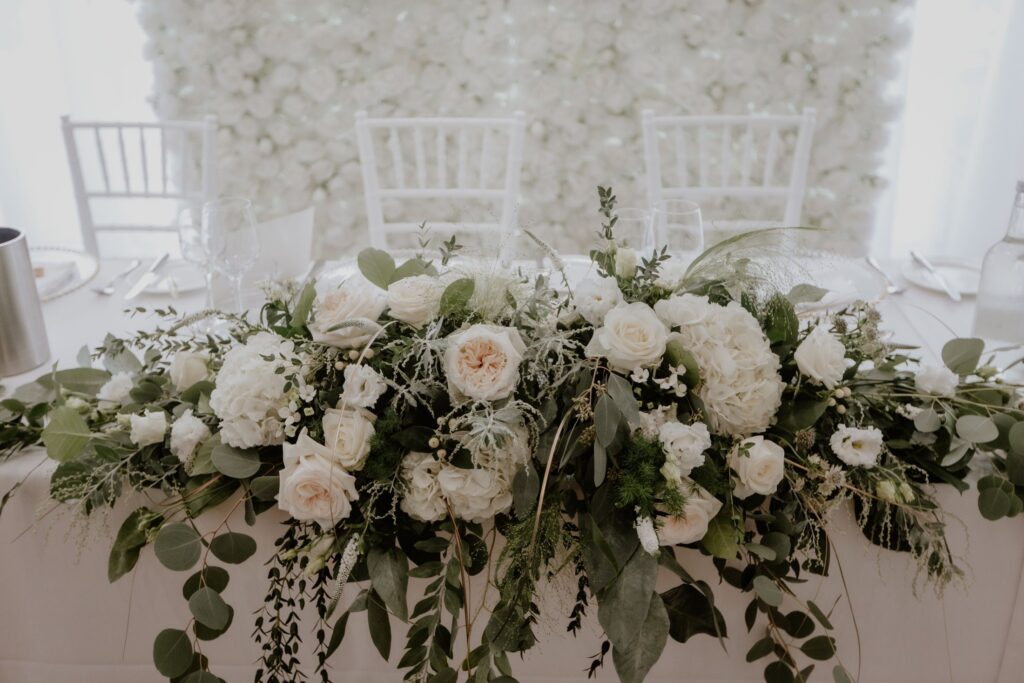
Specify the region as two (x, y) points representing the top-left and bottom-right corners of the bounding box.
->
(108, 507), (162, 583)
(1006, 449), (1024, 486)
(181, 672), (220, 683)
(763, 293), (799, 350)
(786, 283), (828, 305)
(752, 575), (783, 607)
(746, 636), (774, 662)
(250, 476), (279, 502)
(665, 339), (701, 389)
(179, 380), (216, 405)
(606, 373), (640, 427)
(102, 344), (142, 374)
(439, 278), (474, 314)
(189, 586), (230, 630)
(41, 406), (92, 462)
(800, 635), (836, 660)
(325, 611), (350, 659)
(781, 610), (815, 639)
(662, 583), (727, 643)
(393, 257), (434, 281)
(183, 566), (230, 599)
(833, 664), (855, 683)
(289, 281), (317, 328)
(189, 434), (221, 476)
(701, 511), (741, 560)
(593, 440), (608, 487)
(978, 484), (1014, 520)
(594, 393), (620, 447)
(807, 601), (834, 630)
(512, 464), (539, 518)
(956, 415), (999, 444)
(764, 661), (795, 683)
(367, 590), (392, 660)
(367, 547), (409, 621)
(611, 591), (670, 683)
(211, 444), (261, 479)
(209, 532), (257, 564)
(598, 545), (658, 649)
(154, 523), (202, 572)
(941, 337), (984, 375)
(913, 408), (942, 433)
(153, 628), (193, 678)
(1010, 422), (1024, 455)
(48, 367), (112, 395)
(357, 248), (397, 289)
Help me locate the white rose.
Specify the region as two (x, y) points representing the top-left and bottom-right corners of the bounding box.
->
(437, 464), (513, 523)
(830, 425), (883, 469)
(387, 275), (445, 327)
(278, 430), (359, 529)
(794, 325), (847, 389)
(654, 293), (713, 329)
(615, 247), (638, 279)
(130, 410), (167, 447)
(400, 451), (447, 522)
(97, 372), (133, 404)
(170, 409), (211, 462)
(341, 364), (387, 409)
(585, 302), (668, 372)
(575, 276), (623, 325)
(309, 278), (387, 349)
(322, 407), (376, 471)
(729, 436), (786, 499)
(914, 365), (958, 397)
(169, 350), (209, 392)
(444, 324), (526, 402)
(658, 421), (711, 478)
(658, 481), (723, 545)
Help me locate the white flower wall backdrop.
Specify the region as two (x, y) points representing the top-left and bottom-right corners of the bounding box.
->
(136, 0), (912, 255)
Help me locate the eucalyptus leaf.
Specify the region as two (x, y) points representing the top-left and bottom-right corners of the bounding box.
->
(606, 373), (640, 427)
(595, 393), (620, 447)
(209, 532), (257, 564)
(610, 591), (669, 683)
(701, 512), (741, 560)
(181, 672), (220, 683)
(941, 337), (984, 375)
(1010, 422), (1024, 455)
(752, 575), (783, 607)
(183, 566), (230, 598)
(108, 507), (162, 583)
(597, 546), (657, 648)
(800, 635), (837, 660)
(368, 547), (409, 621)
(189, 586), (230, 630)
(357, 248), (397, 289)
(211, 444), (261, 479)
(956, 415), (999, 444)
(250, 476), (280, 502)
(47, 367), (112, 396)
(41, 406), (92, 463)
(833, 665), (855, 683)
(439, 278), (474, 314)
(662, 583), (727, 643)
(913, 408), (942, 433)
(154, 523), (202, 572)
(189, 434), (221, 476)
(153, 628), (193, 678)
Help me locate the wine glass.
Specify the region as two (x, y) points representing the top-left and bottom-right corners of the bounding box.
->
(652, 200), (704, 264)
(611, 208), (654, 254)
(177, 207), (214, 310)
(202, 197), (259, 314)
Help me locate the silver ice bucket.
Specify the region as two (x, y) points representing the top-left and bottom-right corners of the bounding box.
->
(0, 228), (50, 377)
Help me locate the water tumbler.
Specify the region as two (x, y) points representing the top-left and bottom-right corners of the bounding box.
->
(0, 227), (50, 377)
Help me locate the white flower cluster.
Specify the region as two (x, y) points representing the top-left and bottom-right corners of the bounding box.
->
(135, 0), (910, 254)
(655, 294), (784, 436)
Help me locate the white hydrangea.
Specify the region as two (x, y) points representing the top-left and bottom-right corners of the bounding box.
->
(574, 276), (623, 326)
(209, 332), (303, 448)
(655, 294), (784, 436)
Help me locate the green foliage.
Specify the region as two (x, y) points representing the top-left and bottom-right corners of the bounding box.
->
(942, 337), (985, 375)
(209, 532), (257, 564)
(439, 278), (474, 315)
(358, 248), (398, 289)
(154, 523), (202, 572)
(41, 406), (92, 462)
(613, 434), (672, 515)
(363, 408), (410, 482)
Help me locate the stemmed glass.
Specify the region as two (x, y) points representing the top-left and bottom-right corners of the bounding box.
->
(651, 200), (704, 264)
(611, 208), (654, 254)
(177, 207), (214, 311)
(202, 197), (259, 314)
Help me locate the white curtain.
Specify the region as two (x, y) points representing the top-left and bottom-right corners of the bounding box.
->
(877, 0), (1024, 260)
(0, 0), (152, 247)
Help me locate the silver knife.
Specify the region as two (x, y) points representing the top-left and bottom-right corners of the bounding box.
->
(124, 253), (169, 301)
(910, 250), (961, 302)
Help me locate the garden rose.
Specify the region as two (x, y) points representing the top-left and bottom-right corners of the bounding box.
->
(341, 364), (387, 409)
(322, 407), (376, 471)
(574, 276), (623, 325)
(585, 302), (668, 372)
(658, 482), (723, 545)
(794, 325), (847, 389)
(130, 410), (167, 447)
(309, 278), (387, 349)
(729, 436), (786, 499)
(399, 452), (447, 522)
(437, 464), (513, 523)
(830, 425), (883, 468)
(915, 365), (958, 397)
(278, 430), (359, 528)
(169, 350), (208, 392)
(387, 275), (445, 327)
(170, 409), (211, 462)
(444, 324), (525, 402)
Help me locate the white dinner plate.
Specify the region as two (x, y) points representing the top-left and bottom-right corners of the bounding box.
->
(30, 246), (100, 301)
(145, 259), (207, 295)
(791, 255), (888, 314)
(901, 257), (981, 297)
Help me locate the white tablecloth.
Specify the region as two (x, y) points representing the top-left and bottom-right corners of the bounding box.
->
(2, 260), (1022, 683)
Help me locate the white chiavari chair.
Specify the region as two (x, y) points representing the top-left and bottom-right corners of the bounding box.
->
(642, 108), (816, 232)
(61, 115), (218, 256)
(355, 111), (526, 251)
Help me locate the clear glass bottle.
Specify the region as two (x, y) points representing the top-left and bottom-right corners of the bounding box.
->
(973, 181), (1024, 343)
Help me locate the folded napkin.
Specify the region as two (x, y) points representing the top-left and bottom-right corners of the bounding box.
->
(33, 261), (79, 298)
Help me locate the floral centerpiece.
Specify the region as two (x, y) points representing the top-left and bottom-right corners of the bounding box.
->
(2, 188), (1023, 683)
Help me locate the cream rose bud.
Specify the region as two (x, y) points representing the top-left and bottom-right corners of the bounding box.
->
(585, 302), (668, 372)
(170, 409), (211, 462)
(278, 430), (359, 529)
(386, 275), (444, 327)
(341, 364), (387, 409)
(309, 277), (387, 349)
(129, 410), (167, 447)
(168, 350), (209, 391)
(322, 407), (376, 470)
(658, 482), (723, 545)
(615, 247), (638, 279)
(729, 436), (786, 499)
(914, 365), (958, 397)
(794, 325), (847, 389)
(437, 464), (513, 522)
(574, 276), (623, 325)
(444, 324), (526, 402)
(830, 425), (883, 468)
(97, 372), (134, 404)
(658, 421), (712, 477)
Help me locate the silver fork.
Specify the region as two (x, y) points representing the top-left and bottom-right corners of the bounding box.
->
(93, 259), (142, 296)
(864, 256), (905, 295)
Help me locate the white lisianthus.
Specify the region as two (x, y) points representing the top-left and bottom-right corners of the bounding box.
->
(341, 364), (387, 409)
(97, 372), (133, 405)
(387, 275), (445, 327)
(170, 409), (211, 462)
(322, 407), (376, 471)
(914, 365), (958, 397)
(830, 425), (884, 468)
(635, 515), (659, 554)
(794, 325), (847, 389)
(399, 452), (447, 522)
(585, 302), (668, 372)
(574, 276), (623, 325)
(278, 430), (359, 529)
(444, 324), (526, 402)
(729, 436), (786, 499)
(656, 294), (784, 436)
(658, 481), (723, 545)
(615, 247), (638, 279)
(658, 421), (711, 479)
(309, 277), (387, 349)
(437, 465), (513, 523)
(209, 332), (301, 448)
(168, 350), (209, 392)
(130, 410), (167, 447)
